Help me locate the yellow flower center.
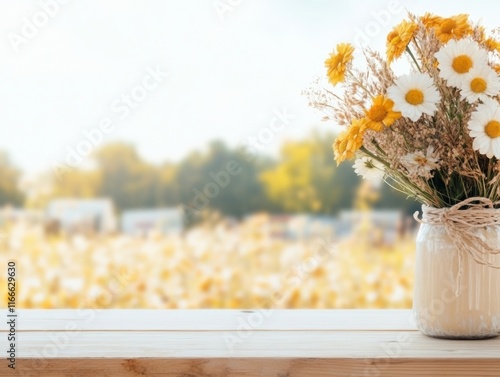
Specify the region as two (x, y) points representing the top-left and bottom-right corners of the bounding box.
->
(414, 156), (428, 166)
(440, 19), (457, 34)
(386, 31), (398, 42)
(367, 105), (388, 122)
(405, 89), (424, 105)
(485, 120), (500, 138)
(470, 77), (487, 93)
(452, 55), (473, 74)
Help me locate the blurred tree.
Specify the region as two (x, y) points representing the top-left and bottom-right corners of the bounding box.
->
(33, 133), (420, 217)
(354, 180), (379, 211)
(260, 132), (360, 214)
(93, 143), (158, 210)
(260, 137), (320, 213)
(376, 183), (420, 216)
(157, 162), (180, 206)
(178, 141), (271, 220)
(50, 170), (100, 199)
(0, 152), (24, 206)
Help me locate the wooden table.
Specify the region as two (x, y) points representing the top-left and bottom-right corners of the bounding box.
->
(4, 309), (500, 376)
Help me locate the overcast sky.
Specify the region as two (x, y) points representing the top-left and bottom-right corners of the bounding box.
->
(1, 0), (499, 176)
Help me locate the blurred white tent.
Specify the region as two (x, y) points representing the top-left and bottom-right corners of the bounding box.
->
(46, 198), (117, 234)
(121, 208), (183, 236)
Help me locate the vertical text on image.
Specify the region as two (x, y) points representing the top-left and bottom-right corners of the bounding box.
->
(6, 260), (17, 370)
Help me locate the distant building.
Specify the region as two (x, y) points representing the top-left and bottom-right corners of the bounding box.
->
(267, 214), (293, 239)
(46, 199), (117, 234)
(242, 213), (337, 241)
(287, 215), (337, 240)
(339, 210), (402, 227)
(121, 208), (183, 236)
(339, 210), (403, 242)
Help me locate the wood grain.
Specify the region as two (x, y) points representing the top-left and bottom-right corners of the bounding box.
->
(14, 358), (500, 377)
(4, 310), (500, 377)
(15, 330), (500, 358)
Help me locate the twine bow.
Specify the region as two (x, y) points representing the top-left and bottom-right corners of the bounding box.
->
(413, 197), (500, 296)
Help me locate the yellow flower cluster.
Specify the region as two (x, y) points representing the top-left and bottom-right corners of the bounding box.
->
(422, 13), (472, 43)
(384, 14), (472, 65)
(324, 43), (355, 86)
(477, 26), (500, 54)
(324, 13), (479, 166)
(333, 118), (367, 164)
(0, 221), (414, 309)
(365, 95), (401, 131)
(332, 96), (401, 164)
(386, 20), (418, 64)
(310, 11), (500, 207)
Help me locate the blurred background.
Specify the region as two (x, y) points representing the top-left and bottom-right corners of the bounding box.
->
(0, 0), (495, 309)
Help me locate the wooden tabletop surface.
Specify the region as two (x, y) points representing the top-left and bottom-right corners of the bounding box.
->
(3, 309), (500, 376)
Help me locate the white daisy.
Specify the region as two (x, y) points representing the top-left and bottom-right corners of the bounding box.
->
(468, 99), (500, 158)
(460, 65), (500, 103)
(387, 72), (441, 121)
(401, 146), (440, 179)
(353, 156), (385, 186)
(434, 38), (489, 88)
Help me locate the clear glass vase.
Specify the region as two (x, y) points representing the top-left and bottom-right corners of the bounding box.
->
(413, 222), (500, 339)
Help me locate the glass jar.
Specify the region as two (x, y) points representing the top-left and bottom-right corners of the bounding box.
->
(413, 223), (500, 339)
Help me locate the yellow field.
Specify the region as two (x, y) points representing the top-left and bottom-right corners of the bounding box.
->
(0, 219), (415, 309)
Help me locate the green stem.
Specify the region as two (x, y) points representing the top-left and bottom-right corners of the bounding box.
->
(405, 46), (422, 73)
(359, 146), (435, 204)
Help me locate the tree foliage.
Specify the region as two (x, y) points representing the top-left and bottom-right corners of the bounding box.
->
(31, 131), (417, 216)
(260, 132), (361, 214)
(0, 152), (24, 206)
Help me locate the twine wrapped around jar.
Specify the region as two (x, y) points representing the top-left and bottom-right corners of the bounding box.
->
(414, 197), (500, 296)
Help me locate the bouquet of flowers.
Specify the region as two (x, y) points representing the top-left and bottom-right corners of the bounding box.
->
(304, 13), (500, 209)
